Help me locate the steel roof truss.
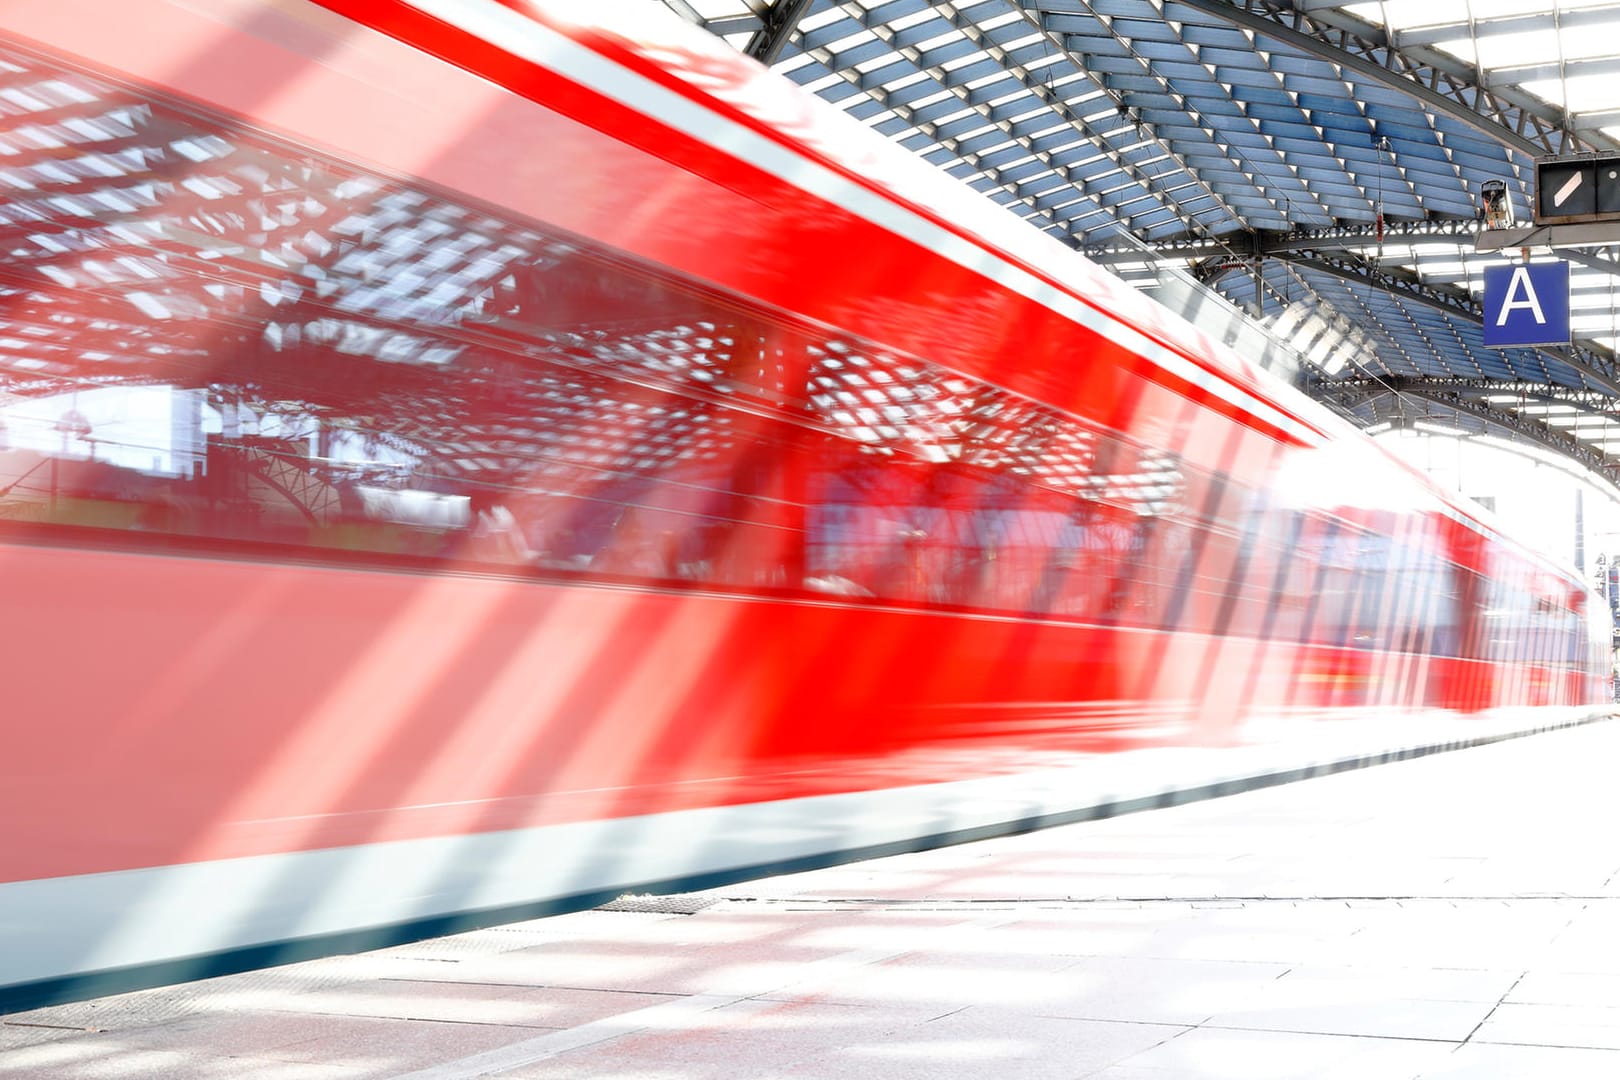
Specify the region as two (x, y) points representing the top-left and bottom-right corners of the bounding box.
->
(1171, 0), (1614, 156)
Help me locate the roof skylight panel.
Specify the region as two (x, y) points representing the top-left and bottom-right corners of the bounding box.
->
(1556, 70), (1620, 117)
(1057, 79), (1105, 103)
(773, 51), (817, 75)
(903, 87), (955, 111)
(1467, 0), (1560, 18)
(1474, 28), (1561, 73)
(682, 0), (750, 18)
(800, 71), (846, 95)
(880, 6), (939, 35)
(1023, 117), (1075, 143)
(1558, 23), (1620, 64)
(1002, 100), (1054, 128)
(984, 83), (1034, 111)
(962, 68), (1012, 94)
(880, 69), (932, 94)
(930, 103), (979, 127)
(972, 8), (1024, 34)
(939, 47), (992, 74)
(1373, 0), (1477, 30)
(998, 30), (1045, 53)
(911, 27), (965, 54)
(852, 52), (898, 76)
(822, 26), (881, 58)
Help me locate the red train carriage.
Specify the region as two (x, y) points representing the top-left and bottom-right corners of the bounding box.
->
(0, 0), (1607, 1007)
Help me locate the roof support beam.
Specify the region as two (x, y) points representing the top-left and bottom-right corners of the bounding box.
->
(1477, 220), (1620, 255)
(746, 0), (816, 64)
(657, 0), (707, 28)
(1334, 376), (1620, 422)
(1258, 220), (1479, 254)
(1095, 220), (1480, 263)
(1171, 0), (1616, 156)
(1271, 250), (1476, 320)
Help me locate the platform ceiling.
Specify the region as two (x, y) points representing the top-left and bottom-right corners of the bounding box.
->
(659, 0), (1620, 488)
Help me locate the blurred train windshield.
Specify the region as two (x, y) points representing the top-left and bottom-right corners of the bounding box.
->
(0, 38), (1593, 667)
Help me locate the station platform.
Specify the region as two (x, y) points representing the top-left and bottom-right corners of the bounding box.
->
(6, 714), (1620, 1080)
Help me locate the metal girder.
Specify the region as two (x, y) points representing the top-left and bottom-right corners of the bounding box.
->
(1333, 376), (1620, 422)
(1258, 220), (1480, 254)
(656, 0), (706, 27)
(234, 442), (343, 524)
(1296, 375), (1385, 424)
(1096, 220), (1480, 263)
(1477, 221), (1620, 255)
(1276, 249), (1477, 319)
(1305, 380), (1404, 424)
(746, 0), (816, 64)
(1172, 0), (1618, 157)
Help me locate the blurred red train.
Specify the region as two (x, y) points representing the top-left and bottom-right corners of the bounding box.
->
(0, 0), (1609, 1007)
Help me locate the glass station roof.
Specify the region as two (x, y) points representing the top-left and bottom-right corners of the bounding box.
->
(655, 0), (1620, 486)
(1358, 0), (1620, 140)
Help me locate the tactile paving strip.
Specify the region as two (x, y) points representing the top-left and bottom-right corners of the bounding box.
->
(596, 893), (722, 915)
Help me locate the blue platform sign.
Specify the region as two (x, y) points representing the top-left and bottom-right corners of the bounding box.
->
(1483, 260), (1570, 347)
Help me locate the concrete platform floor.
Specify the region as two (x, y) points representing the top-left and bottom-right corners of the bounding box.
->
(6, 718), (1620, 1079)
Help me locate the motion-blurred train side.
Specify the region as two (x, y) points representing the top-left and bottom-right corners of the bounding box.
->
(0, 0), (1608, 1007)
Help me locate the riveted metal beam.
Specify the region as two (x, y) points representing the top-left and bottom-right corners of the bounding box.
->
(657, 0), (707, 27)
(1334, 376), (1620, 422)
(1101, 220), (1482, 264)
(1257, 220), (1480, 254)
(745, 0), (817, 64)
(1277, 250), (1478, 320)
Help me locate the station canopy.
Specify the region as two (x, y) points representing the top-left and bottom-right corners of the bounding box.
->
(658, 0), (1620, 490)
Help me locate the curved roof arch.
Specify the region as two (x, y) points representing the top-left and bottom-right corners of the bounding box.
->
(660, 0), (1620, 483)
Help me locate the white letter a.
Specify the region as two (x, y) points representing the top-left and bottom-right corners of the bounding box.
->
(1497, 266), (1546, 326)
